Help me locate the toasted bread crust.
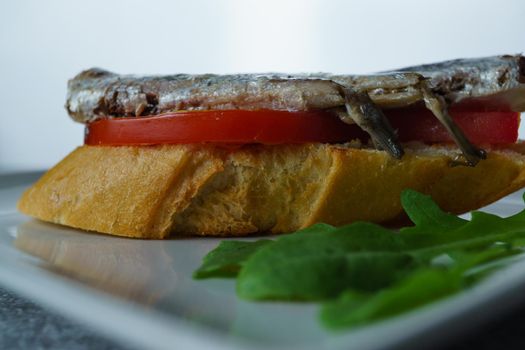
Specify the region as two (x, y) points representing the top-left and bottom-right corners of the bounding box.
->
(18, 143), (525, 238)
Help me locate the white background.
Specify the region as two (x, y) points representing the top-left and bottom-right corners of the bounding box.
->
(1, 0), (524, 172)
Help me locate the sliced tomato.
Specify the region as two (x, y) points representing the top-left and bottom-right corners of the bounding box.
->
(85, 110), (367, 145)
(85, 108), (519, 146)
(386, 108), (519, 145)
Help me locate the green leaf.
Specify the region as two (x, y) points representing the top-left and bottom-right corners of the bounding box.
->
(193, 223), (336, 280)
(193, 240), (273, 279)
(408, 211), (525, 261)
(238, 251), (415, 300)
(320, 268), (462, 329)
(401, 189), (467, 234)
(193, 189), (525, 330)
(320, 246), (520, 329)
(294, 222), (337, 234)
(237, 223), (412, 300)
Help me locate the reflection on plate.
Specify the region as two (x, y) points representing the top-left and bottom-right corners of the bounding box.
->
(16, 221), (179, 303)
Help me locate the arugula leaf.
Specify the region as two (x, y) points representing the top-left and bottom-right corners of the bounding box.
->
(237, 223), (412, 300)
(320, 246), (519, 329)
(401, 189), (467, 234)
(236, 205), (525, 301)
(193, 223), (335, 279)
(193, 240), (273, 279)
(407, 211), (525, 262)
(320, 268), (462, 329)
(294, 222), (337, 234)
(238, 250), (415, 300)
(193, 189), (525, 330)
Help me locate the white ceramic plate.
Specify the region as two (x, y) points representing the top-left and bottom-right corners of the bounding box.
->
(2, 172), (525, 350)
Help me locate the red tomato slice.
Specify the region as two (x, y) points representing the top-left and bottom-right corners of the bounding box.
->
(85, 109), (519, 146)
(386, 108), (519, 145)
(85, 110), (367, 145)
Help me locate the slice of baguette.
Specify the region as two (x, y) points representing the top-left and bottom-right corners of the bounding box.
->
(18, 143), (525, 239)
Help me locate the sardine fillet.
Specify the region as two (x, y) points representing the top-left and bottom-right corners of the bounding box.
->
(66, 55), (525, 123)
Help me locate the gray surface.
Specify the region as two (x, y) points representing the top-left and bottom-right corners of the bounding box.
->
(0, 287), (125, 350)
(0, 171), (43, 189)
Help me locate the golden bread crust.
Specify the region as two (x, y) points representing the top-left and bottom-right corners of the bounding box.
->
(18, 143), (525, 238)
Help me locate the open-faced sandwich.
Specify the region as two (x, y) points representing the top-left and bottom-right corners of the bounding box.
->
(18, 55), (525, 238)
